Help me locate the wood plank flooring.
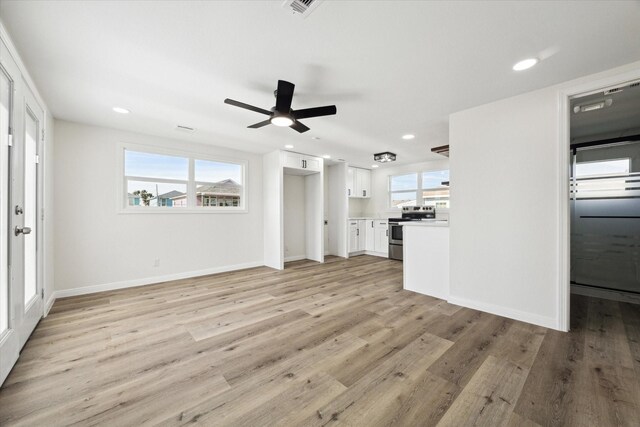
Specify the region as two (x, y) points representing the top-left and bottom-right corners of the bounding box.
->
(0, 255), (639, 426)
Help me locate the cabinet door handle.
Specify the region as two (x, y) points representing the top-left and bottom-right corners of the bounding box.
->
(386, 230), (388, 236)
(371, 221), (374, 228)
(357, 229), (359, 236)
(348, 189), (351, 196)
(363, 190), (366, 197)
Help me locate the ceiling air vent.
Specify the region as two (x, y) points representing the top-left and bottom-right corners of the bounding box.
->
(630, 82), (640, 88)
(175, 125), (196, 133)
(604, 87), (624, 95)
(282, 0), (323, 18)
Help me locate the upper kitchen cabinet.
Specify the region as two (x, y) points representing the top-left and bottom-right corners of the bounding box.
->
(283, 151), (322, 173)
(347, 167), (371, 198)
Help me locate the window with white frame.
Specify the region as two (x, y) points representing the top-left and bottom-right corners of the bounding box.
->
(389, 170), (449, 209)
(123, 147), (246, 211)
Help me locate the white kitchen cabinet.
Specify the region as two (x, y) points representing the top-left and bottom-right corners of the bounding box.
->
(347, 167), (371, 198)
(347, 167), (355, 197)
(348, 219), (367, 253)
(358, 168), (371, 198)
(348, 220), (359, 253)
(374, 220), (389, 254)
(283, 151), (322, 173)
(365, 219), (375, 252)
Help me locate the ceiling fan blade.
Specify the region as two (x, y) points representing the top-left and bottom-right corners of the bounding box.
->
(290, 120), (310, 133)
(291, 105), (337, 120)
(224, 98), (272, 116)
(247, 119), (271, 129)
(275, 80), (295, 114)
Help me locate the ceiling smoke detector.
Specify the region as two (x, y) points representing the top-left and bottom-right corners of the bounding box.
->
(282, 0), (324, 18)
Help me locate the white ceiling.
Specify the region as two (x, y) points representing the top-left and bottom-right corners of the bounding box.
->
(2, 1), (640, 168)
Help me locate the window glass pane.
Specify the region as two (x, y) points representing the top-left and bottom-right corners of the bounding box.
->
(125, 150), (188, 180)
(575, 159), (629, 177)
(195, 159), (242, 184)
(127, 180), (187, 207)
(422, 170), (450, 189)
(391, 191), (417, 208)
(24, 110), (38, 306)
(390, 173), (417, 191)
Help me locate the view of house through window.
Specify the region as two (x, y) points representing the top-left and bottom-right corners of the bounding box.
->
(124, 149), (245, 210)
(389, 170), (450, 208)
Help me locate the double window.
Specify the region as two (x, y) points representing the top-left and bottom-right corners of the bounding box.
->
(122, 146), (246, 212)
(389, 170), (450, 209)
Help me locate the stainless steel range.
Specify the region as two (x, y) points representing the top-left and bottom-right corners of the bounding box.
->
(388, 206), (436, 260)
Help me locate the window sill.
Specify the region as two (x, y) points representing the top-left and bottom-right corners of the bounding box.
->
(118, 207), (249, 214)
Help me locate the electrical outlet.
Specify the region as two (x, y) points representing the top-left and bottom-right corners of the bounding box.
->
(153, 258), (160, 268)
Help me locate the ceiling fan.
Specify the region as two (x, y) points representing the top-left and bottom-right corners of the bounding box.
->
(224, 80), (337, 133)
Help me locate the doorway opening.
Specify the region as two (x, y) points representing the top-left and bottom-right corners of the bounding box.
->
(569, 80), (640, 303)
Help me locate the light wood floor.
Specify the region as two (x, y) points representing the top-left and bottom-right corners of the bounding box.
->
(1, 255), (639, 426)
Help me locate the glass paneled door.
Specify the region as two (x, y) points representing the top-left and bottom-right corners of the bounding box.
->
(0, 40), (44, 385)
(13, 86), (44, 347)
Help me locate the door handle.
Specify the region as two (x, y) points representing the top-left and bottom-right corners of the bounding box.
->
(15, 226), (32, 236)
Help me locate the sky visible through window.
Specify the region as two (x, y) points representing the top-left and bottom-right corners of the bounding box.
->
(125, 151), (188, 180)
(422, 170), (449, 189)
(390, 173), (417, 191)
(195, 159), (242, 183)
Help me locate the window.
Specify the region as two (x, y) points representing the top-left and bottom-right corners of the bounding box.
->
(122, 147), (246, 212)
(573, 158), (631, 198)
(575, 158), (630, 178)
(389, 173), (418, 208)
(389, 170), (450, 209)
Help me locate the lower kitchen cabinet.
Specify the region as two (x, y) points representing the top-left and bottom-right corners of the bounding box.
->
(348, 219), (388, 257)
(374, 220), (389, 254)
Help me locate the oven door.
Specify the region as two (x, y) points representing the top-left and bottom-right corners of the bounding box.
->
(389, 222), (404, 245)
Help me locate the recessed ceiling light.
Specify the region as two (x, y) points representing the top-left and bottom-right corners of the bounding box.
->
(322, 154), (331, 159)
(402, 134), (415, 140)
(112, 107), (130, 114)
(371, 164), (379, 168)
(512, 58), (538, 71)
(285, 144), (294, 149)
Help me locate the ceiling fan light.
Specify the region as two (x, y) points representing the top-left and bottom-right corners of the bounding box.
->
(271, 115), (294, 127)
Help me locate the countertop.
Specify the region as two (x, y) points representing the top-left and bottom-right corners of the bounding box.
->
(402, 220), (449, 227)
(348, 217), (388, 220)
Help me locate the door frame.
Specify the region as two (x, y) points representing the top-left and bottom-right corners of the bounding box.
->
(557, 65), (640, 332)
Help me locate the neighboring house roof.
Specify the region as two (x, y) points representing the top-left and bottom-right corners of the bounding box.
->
(171, 179), (241, 199)
(155, 190), (185, 199)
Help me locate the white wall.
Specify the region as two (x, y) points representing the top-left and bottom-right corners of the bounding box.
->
(449, 87), (560, 329)
(448, 60), (640, 331)
(53, 120), (263, 295)
(364, 160), (450, 217)
(283, 174), (306, 261)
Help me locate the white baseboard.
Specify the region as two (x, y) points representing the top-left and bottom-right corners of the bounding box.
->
(447, 295), (559, 331)
(364, 250), (388, 258)
(284, 255), (307, 262)
(53, 261), (264, 299)
(44, 294), (56, 317)
(571, 284), (640, 305)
